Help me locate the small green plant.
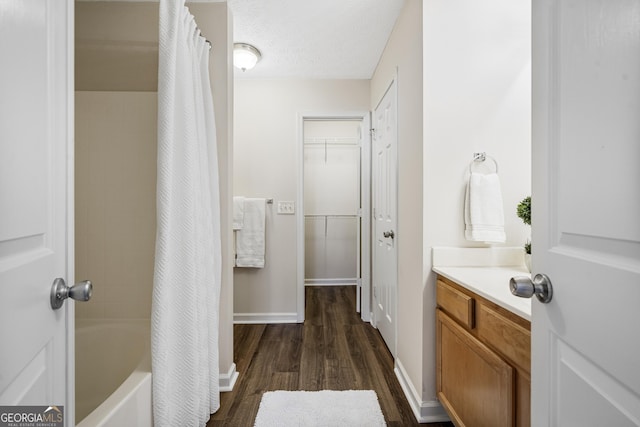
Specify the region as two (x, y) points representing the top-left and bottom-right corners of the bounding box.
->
(516, 196), (531, 226)
(517, 196), (531, 255)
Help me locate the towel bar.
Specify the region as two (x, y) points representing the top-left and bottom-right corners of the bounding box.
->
(470, 152), (498, 173)
(473, 152), (486, 162)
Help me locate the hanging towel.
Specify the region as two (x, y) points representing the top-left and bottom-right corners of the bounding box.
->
(233, 196), (245, 230)
(464, 172), (506, 243)
(235, 198), (266, 267)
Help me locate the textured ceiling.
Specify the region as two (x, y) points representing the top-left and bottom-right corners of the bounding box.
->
(227, 0), (405, 79)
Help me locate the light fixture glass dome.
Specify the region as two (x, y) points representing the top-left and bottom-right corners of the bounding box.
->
(233, 43), (261, 72)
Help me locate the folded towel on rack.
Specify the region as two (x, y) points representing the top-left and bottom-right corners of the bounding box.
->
(235, 198), (266, 268)
(464, 172), (506, 243)
(233, 196), (245, 230)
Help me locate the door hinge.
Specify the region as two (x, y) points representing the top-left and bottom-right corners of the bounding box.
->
(369, 128), (376, 138)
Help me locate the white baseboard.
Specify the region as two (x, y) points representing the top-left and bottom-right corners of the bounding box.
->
(219, 363), (239, 392)
(233, 312), (299, 324)
(394, 359), (450, 423)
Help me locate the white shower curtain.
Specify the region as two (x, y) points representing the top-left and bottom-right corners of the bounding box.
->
(152, 2), (221, 426)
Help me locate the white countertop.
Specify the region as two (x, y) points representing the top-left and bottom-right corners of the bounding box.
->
(431, 247), (532, 321)
(433, 266), (532, 321)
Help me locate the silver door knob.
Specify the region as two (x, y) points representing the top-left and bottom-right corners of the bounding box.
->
(510, 274), (553, 303)
(383, 230), (395, 239)
(50, 278), (93, 310)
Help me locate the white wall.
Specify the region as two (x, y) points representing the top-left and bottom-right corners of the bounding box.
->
(233, 79), (369, 320)
(370, 0), (434, 418)
(423, 0), (531, 248)
(422, 0), (531, 406)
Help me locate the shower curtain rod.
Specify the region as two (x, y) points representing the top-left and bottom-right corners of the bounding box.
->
(193, 21), (211, 47)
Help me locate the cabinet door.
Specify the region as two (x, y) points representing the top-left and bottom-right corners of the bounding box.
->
(437, 309), (514, 427)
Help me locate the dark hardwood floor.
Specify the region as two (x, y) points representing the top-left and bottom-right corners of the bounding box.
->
(208, 286), (453, 426)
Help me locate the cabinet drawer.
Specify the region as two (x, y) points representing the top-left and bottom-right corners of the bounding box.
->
(477, 303), (531, 372)
(437, 279), (474, 329)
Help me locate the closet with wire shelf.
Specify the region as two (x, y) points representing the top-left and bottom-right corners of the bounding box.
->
(303, 120), (362, 286)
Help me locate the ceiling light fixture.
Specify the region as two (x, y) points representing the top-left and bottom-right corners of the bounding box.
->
(233, 43), (262, 72)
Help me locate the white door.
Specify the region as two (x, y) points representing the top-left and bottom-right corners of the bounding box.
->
(372, 80), (397, 356)
(0, 0), (74, 424)
(531, 0), (640, 425)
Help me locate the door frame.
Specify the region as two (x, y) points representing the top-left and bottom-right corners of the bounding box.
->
(65, 1), (76, 422)
(296, 111), (372, 323)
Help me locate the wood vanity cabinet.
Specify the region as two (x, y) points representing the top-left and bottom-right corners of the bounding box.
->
(436, 275), (531, 427)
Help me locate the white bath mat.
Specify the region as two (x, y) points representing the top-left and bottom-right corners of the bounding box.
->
(254, 390), (386, 427)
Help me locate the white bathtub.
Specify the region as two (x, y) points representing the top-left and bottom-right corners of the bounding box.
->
(75, 319), (153, 427)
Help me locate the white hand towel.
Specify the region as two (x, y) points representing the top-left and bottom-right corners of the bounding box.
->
(464, 172), (506, 243)
(233, 196), (245, 230)
(235, 198), (266, 267)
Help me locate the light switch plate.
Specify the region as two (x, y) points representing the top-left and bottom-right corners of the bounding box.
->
(277, 201), (295, 214)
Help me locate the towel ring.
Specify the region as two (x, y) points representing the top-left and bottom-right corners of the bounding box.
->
(469, 152), (498, 174)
